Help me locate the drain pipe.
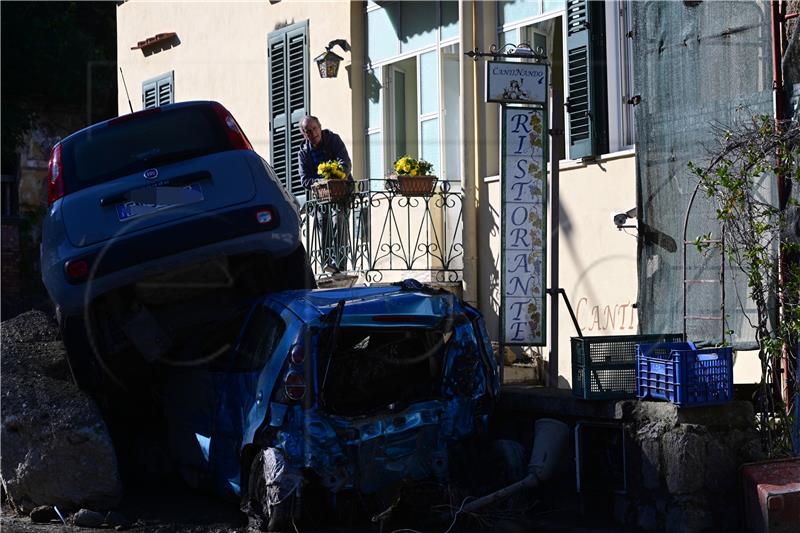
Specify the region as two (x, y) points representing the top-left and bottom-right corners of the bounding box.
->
(460, 418), (570, 514)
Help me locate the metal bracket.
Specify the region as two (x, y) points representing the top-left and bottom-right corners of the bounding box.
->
(546, 288), (583, 338)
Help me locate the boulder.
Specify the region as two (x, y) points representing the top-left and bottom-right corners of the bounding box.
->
(29, 505), (58, 523)
(73, 508), (105, 528)
(0, 311), (122, 512)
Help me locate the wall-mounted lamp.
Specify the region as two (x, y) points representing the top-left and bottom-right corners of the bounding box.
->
(315, 39), (351, 79)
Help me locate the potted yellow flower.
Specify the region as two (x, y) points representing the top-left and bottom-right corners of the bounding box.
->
(387, 155), (436, 196)
(312, 159), (351, 202)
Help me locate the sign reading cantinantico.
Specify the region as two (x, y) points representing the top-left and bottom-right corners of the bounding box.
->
(487, 61), (547, 105)
(502, 107), (547, 345)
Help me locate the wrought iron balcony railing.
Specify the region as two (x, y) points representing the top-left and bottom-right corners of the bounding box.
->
(300, 179), (463, 283)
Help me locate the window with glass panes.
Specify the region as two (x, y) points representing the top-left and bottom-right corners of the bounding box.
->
(498, 0), (635, 160)
(364, 1), (460, 190)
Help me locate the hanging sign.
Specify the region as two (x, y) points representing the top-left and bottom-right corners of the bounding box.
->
(486, 61), (547, 105)
(502, 106), (547, 345)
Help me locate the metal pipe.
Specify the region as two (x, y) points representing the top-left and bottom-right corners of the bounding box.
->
(459, 0), (479, 308)
(548, 87), (563, 388)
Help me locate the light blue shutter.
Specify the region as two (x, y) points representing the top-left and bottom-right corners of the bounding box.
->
(142, 71), (174, 109)
(142, 80), (157, 109)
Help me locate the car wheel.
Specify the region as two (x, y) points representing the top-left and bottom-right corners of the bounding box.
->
(245, 447), (301, 532)
(60, 316), (101, 392)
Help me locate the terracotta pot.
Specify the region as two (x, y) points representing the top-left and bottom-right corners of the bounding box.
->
(386, 174), (437, 197)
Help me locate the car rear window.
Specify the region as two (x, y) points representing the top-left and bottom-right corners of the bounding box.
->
(318, 327), (448, 416)
(60, 105), (232, 193)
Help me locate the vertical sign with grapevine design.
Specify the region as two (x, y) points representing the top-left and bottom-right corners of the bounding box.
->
(502, 107), (547, 345)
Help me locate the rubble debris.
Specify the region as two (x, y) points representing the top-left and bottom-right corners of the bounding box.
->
(105, 510), (132, 529)
(73, 508), (105, 527)
(29, 505), (57, 523)
(460, 419), (569, 514)
(0, 310), (122, 512)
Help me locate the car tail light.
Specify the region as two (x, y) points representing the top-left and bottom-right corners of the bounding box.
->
(284, 371), (306, 401)
(64, 259), (90, 282)
(289, 343), (304, 366)
(47, 144), (64, 206)
(211, 102), (254, 151)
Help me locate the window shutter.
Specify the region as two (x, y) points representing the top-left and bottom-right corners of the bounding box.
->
(565, 0), (608, 159)
(142, 71), (174, 109)
(268, 22), (308, 197)
(142, 80), (157, 109)
(268, 33), (288, 190)
(286, 28), (308, 197)
(157, 72), (174, 106)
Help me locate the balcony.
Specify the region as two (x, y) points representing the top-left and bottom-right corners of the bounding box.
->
(300, 179), (463, 285)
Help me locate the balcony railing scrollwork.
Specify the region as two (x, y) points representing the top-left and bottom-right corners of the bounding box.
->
(301, 179), (464, 283)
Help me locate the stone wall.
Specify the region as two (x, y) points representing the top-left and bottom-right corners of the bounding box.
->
(615, 400), (764, 532)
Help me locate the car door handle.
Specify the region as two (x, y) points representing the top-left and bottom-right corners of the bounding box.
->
(256, 391), (263, 403)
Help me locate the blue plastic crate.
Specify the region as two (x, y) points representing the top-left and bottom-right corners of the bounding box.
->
(636, 342), (733, 407)
(571, 334), (683, 400)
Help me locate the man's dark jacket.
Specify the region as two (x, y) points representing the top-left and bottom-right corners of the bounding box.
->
(298, 129), (352, 189)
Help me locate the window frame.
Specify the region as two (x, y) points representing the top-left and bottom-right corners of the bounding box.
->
(364, 1), (461, 187)
(497, 0), (635, 161)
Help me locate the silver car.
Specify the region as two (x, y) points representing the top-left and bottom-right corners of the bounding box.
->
(40, 101), (313, 390)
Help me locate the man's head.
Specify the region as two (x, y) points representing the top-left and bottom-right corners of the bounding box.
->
(300, 116), (322, 148)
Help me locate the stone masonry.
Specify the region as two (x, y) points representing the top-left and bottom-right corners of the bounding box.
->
(614, 400), (764, 533)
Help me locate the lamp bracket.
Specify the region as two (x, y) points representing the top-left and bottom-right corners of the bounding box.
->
(326, 39), (351, 53)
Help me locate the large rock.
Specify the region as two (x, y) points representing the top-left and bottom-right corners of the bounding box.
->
(0, 310), (122, 512)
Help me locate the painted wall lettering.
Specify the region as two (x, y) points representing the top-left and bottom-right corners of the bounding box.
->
(502, 107), (547, 345)
(574, 297), (638, 332)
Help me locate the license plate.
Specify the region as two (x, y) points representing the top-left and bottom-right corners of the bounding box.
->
(116, 184), (203, 221)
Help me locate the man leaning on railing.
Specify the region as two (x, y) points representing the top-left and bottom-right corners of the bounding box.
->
(298, 115), (352, 274)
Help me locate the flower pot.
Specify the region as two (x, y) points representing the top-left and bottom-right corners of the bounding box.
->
(312, 179), (351, 202)
(386, 174), (437, 197)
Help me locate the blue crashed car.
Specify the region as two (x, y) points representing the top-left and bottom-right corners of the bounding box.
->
(164, 280), (500, 530)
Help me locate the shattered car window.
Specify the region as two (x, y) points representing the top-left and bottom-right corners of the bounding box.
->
(319, 327), (448, 416)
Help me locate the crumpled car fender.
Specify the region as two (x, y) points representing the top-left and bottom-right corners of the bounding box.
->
(252, 447), (303, 515)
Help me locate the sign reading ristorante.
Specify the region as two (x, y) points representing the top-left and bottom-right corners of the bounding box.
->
(502, 107), (547, 345)
(487, 61), (547, 105)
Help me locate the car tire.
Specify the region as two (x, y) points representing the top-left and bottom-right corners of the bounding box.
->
(60, 316), (102, 392)
(245, 447), (300, 532)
